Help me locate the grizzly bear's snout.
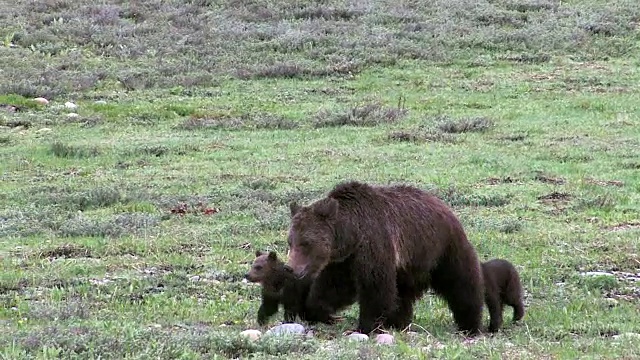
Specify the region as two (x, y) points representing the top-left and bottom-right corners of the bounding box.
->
(286, 247), (310, 278)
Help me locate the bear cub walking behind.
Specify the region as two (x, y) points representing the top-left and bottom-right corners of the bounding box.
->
(245, 251), (308, 325)
(482, 259), (525, 332)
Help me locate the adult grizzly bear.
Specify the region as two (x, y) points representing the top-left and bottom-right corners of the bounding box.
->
(286, 181), (484, 335)
(481, 259), (525, 332)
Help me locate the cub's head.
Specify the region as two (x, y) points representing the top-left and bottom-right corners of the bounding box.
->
(245, 250), (282, 284)
(286, 198), (338, 279)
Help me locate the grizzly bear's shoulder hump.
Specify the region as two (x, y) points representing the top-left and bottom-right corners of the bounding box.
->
(328, 181), (374, 201)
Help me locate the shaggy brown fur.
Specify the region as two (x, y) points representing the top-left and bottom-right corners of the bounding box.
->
(482, 259), (525, 332)
(245, 251), (307, 325)
(245, 250), (347, 325)
(286, 181), (484, 335)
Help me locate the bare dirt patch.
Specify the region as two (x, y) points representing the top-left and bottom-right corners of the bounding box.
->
(605, 222), (640, 232)
(537, 191), (572, 203)
(584, 178), (624, 187)
(533, 172), (566, 185)
(485, 176), (520, 185)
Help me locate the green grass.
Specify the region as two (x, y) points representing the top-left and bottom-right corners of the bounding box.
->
(1, 0), (640, 358)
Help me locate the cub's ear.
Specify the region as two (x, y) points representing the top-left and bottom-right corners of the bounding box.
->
(255, 250), (264, 257)
(315, 198), (338, 220)
(289, 202), (302, 217)
(268, 251), (277, 261)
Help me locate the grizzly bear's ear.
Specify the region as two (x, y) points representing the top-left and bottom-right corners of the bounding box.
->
(255, 250), (263, 257)
(315, 198), (338, 220)
(289, 202), (301, 217)
(267, 251), (277, 261)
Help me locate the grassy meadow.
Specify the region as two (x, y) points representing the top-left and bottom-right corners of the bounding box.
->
(1, 0), (640, 358)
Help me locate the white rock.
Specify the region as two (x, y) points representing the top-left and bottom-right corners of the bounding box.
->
(581, 271), (614, 277)
(240, 329), (262, 341)
(65, 102), (78, 109)
(94, 100), (107, 105)
(375, 333), (394, 345)
(33, 97), (49, 105)
(613, 332), (640, 341)
(347, 332), (369, 342)
(36, 128), (52, 134)
(265, 323), (306, 336)
(67, 113), (79, 118)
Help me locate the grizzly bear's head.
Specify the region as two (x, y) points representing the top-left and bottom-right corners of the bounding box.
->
(245, 250), (281, 283)
(286, 198), (338, 279)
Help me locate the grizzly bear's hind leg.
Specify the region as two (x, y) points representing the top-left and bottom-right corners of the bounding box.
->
(505, 274), (525, 323)
(430, 259), (483, 336)
(485, 292), (504, 333)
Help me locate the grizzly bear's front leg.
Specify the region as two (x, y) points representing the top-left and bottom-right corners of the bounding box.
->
(257, 294), (280, 326)
(303, 262), (357, 325)
(353, 256), (398, 334)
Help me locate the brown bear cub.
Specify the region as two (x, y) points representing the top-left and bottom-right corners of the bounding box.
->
(286, 181), (485, 336)
(245, 250), (346, 326)
(245, 250), (308, 325)
(481, 259), (525, 332)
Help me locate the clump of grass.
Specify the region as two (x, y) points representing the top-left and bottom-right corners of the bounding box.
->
(575, 194), (617, 211)
(207, 331), (319, 358)
(291, 5), (362, 21)
(236, 61), (362, 80)
(578, 273), (619, 291)
(27, 300), (95, 321)
(241, 62), (314, 80)
(242, 178), (277, 190)
(436, 116), (494, 134)
(0, 135), (12, 146)
(499, 219), (524, 234)
(49, 141), (101, 158)
(387, 130), (460, 144)
(57, 213), (159, 238)
(42, 187), (123, 211)
(0, 94), (46, 110)
(38, 243), (92, 259)
(434, 186), (511, 207)
(313, 102), (407, 128)
(178, 113), (297, 131)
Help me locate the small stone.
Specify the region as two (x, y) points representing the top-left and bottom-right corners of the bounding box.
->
(36, 128), (52, 134)
(375, 333), (394, 345)
(67, 113), (79, 118)
(604, 298), (619, 307)
(265, 323), (306, 336)
(347, 332), (369, 342)
(240, 329), (262, 341)
(65, 102), (78, 109)
(241, 278), (249, 283)
(189, 275), (200, 282)
(305, 330), (314, 338)
(94, 100), (107, 105)
(33, 97), (49, 105)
